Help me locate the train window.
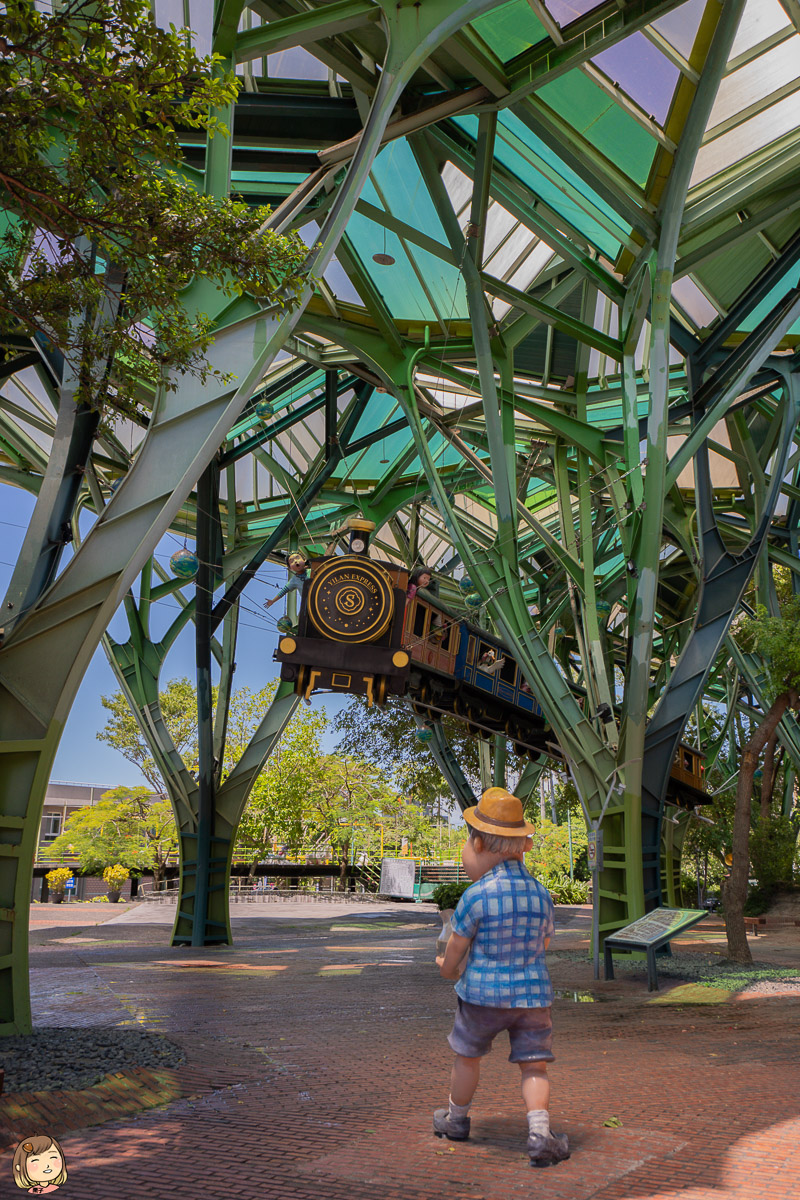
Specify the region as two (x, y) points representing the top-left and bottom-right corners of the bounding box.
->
(683, 750), (692, 771)
(439, 621), (453, 652)
(499, 657), (517, 685)
(467, 636), (476, 663)
(477, 642), (495, 671)
(413, 603), (427, 638)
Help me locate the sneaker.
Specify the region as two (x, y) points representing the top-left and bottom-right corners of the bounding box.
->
(433, 1107), (470, 1141)
(527, 1130), (570, 1168)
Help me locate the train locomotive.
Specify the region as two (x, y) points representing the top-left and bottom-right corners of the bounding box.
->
(273, 519), (707, 808)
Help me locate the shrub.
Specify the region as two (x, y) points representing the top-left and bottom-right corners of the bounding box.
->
(749, 816), (796, 891)
(743, 885), (775, 917)
(431, 881), (471, 910)
(45, 867), (73, 894)
(103, 864), (130, 892)
(546, 875), (590, 904)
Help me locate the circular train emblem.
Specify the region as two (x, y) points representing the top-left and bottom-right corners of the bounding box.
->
(308, 556), (394, 643)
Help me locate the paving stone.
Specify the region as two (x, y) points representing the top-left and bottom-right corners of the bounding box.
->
(0, 903), (796, 1200)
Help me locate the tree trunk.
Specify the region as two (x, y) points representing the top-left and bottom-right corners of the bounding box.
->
(338, 856), (348, 892)
(724, 690), (797, 963)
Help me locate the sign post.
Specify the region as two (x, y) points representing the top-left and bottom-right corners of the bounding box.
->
(603, 908), (708, 990)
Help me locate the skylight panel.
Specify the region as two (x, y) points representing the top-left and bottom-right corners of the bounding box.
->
(471, 0), (546, 59)
(506, 242), (556, 294)
(441, 163), (473, 225)
(545, 0), (607, 26)
(708, 36), (800, 132)
(651, 0), (706, 60)
(267, 46), (328, 80)
(672, 277), (719, 329)
(483, 224), (536, 281)
(728, 0), (792, 62)
(592, 32), (680, 126)
(481, 203), (520, 263)
(692, 90), (800, 186)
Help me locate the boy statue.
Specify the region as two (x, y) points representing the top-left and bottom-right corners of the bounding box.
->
(435, 786), (570, 1169)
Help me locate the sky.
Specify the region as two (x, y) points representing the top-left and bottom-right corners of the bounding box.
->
(0, 482), (350, 790)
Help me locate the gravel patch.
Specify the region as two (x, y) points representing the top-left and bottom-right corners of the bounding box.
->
(550, 947), (800, 990)
(1, 1027), (186, 1094)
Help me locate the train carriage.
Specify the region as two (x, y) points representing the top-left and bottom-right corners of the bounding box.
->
(274, 521), (708, 800)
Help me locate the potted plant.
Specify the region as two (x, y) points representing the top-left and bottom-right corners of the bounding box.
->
(431, 880), (471, 956)
(103, 863), (130, 903)
(46, 867), (73, 904)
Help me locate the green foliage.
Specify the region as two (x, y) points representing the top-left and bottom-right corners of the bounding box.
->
(333, 696), (482, 819)
(0, 0), (307, 410)
(526, 817), (588, 884)
(234, 694), (329, 865)
(742, 887), (774, 917)
(48, 785), (177, 878)
(98, 678), (199, 793)
(749, 815), (797, 891)
(102, 863), (130, 892)
(739, 598), (800, 701)
(431, 881), (471, 911)
(45, 866), (73, 893)
(546, 874), (590, 904)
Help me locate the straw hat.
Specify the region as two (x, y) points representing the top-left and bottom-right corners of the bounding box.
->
(463, 787), (535, 837)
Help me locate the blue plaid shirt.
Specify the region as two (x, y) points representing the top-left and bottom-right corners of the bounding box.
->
(449, 859), (554, 1009)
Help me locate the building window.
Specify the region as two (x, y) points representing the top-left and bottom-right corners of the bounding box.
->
(40, 813), (62, 843)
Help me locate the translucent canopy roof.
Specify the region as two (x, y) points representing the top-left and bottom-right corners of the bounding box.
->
(3, 0), (799, 585)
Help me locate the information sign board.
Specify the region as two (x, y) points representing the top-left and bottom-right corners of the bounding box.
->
(379, 857), (416, 898)
(64, 877), (77, 891)
(603, 907), (708, 991)
(608, 907), (705, 946)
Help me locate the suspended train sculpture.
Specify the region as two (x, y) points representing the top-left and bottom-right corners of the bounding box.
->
(274, 519), (707, 809)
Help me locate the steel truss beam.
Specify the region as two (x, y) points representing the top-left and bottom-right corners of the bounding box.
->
(0, 0), (510, 1032)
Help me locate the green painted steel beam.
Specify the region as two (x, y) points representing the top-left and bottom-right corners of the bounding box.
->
(505, 0), (688, 99)
(235, 0), (380, 62)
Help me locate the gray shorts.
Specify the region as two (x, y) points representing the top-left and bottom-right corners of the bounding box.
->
(448, 998), (554, 1063)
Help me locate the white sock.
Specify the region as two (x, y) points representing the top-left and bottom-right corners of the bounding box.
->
(527, 1109), (550, 1136)
(449, 1096), (471, 1119)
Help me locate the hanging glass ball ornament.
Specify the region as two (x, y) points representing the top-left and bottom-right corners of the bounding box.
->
(276, 616), (294, 634)
(459, 577), (473, 593)
(255, 398), (274, 421)
(170, 547), (199, 580)
(465, 592), (482, 609)
(596, 599), (612, 617)
(415, 726), (434, 744)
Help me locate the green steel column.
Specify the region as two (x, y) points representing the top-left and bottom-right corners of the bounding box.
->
(620, 0), (746, 922)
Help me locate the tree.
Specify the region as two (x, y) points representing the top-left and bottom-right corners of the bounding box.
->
(334, 695), (507, 819)
(47, 785), (178, 883)
(234, 702), (329, 876)
(98, 677), (199, 793)
(305, 754), (405, 889)
(726, 598), (800, 962)
(527, 816), (588, 885)
(0, 0), (307, 408)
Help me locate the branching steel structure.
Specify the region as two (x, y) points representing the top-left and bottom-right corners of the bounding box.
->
(2, 0), (800, 1032)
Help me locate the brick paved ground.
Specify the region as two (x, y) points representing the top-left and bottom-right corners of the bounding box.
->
(1, 902), (798, 1200)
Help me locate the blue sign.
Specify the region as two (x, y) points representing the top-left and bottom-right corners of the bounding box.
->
(64, 877), (77, 890)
